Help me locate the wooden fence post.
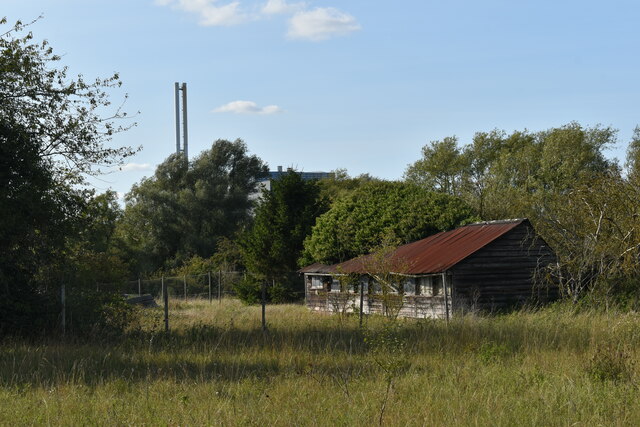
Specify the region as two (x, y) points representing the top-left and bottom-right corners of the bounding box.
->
(138, 278), (142, 297)
(218, 270), (222, 302)
(183, 275), (187, 301)
(163, 276), (169, 332)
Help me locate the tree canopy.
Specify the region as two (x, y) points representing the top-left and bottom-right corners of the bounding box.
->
(301, 181), (477, 265)
(0, 18), (136, 336)
(115, 139), (268, 274)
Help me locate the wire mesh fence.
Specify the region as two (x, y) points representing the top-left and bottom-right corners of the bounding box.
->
(72, 271), (305, 333)
(111, 271), (246, 301)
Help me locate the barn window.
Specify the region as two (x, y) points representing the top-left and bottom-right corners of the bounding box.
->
(432, 275), (442, 296)
(359, 276), (369, 293)
(418, 276), (431, 295)
(310, 276), (324, 290)
(404, 278), (416, 295)
(370, 278), (382, 294)
(330, 278), (341, 292)
(417, 276), (443, 296)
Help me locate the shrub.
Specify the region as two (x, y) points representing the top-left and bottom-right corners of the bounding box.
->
(585, 342), (635, 383)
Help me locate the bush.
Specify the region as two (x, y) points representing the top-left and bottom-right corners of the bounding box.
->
(65, 289), (139, 340)
(233, 274), (302, 305)
(585, 342), (635, 383)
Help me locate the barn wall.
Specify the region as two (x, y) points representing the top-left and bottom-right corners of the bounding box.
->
(451, 222), (558, 313)
(304, 274), (448, 319)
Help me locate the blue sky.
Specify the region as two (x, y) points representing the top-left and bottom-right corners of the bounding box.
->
(4, 0), (640, 199)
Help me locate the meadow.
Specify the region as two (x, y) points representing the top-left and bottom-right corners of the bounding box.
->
(1, 299), (640, 426)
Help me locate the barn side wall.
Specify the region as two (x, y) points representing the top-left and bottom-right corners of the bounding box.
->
(451, 222), (558, 313)
(305, 280), (448, 319)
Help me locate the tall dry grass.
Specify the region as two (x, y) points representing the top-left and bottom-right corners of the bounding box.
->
(1, 299), (639, 425)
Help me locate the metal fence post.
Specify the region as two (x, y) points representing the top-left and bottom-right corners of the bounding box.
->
(443, 272), (450, 324)
(359, 280), (364, 328)
(163, 276), (169, 332)
(261, 280), (267, 332)
(61, 283), (66, 337)
(208, 271), (212, 303)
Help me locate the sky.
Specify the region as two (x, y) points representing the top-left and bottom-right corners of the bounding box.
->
(3, 0), (640, 200)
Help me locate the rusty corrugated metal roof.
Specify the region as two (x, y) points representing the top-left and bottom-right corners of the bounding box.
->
(298, 263), (334, 274)
(303, 219), (528, 275)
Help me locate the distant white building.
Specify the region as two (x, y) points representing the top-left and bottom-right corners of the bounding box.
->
(250, 166), (334, 202)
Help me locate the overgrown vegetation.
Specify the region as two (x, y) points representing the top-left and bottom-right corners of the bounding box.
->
(2, 300), (640, 425)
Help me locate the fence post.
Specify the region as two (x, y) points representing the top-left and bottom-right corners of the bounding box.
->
(218, 270), (222, 303)
(183, 275), (187, 301)
(138, 278), (142, 296)
(61, 283), (66, 337)
(163, 276), (169, 332)
(359, 279), (364, 328)
(208, 271), (212, 303)
(443, 272), (450, 324)
(261, 280), (267, 332)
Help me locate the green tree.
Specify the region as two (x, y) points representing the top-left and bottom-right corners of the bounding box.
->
(0, 18), (136, 336)
(317, 168), (379, 202)
(404, 137), (466, 196)
(301, 181), (476, 265)
(0, 17), (137, 184)
(115, 139), (268, 274)
(241, 171), (328, 302)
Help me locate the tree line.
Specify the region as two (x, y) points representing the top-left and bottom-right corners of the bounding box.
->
(2, 18), (640, 336)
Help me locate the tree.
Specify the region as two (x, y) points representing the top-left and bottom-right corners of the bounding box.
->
(241, 171), (328, 302)
(625, 126), (640, 182)
(533, 172), (640, 305)
(404, 137), (466, 196)
(0, 18), (136, 336)
(301, 181), (476, 265)
(317, 168), (379, 202)
(0, 17), (137, 183)
(115, 139), (268, 274)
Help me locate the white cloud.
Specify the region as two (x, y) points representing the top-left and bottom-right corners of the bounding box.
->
(156, 0), (247, 26)
(213, 100), (283, 114)
(156, 1), (360, 40)
(120, 163), (153, 172)
(261, 0), (305, 15)
(287, 7), (360, 41)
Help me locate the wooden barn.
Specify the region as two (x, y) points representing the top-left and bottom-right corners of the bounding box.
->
(300, 219), (558, 319)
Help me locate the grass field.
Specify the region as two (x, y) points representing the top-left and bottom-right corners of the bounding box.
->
(1, 299), (640, 426)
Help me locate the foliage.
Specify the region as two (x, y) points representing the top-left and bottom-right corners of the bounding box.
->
(302, 181), (477, 265)
(356, 234), (412, 318)
(404, 136), (466, 196)
(232, 273), (300, 304)
(317, 168), (379, 202)
(533, 172), (640, 303)
(404, 122), (640, 303)
(115, 139), (268, 274)
(0, 17), (137, 183)
(585, 342), (635, 383)
(65, 289), (139, 340)
(404, 123), (617, 219)
(240, 171), (327, 302)
(0, 18), (138, 337)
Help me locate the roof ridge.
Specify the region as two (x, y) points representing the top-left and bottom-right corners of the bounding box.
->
(467, 218), (526, 226)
